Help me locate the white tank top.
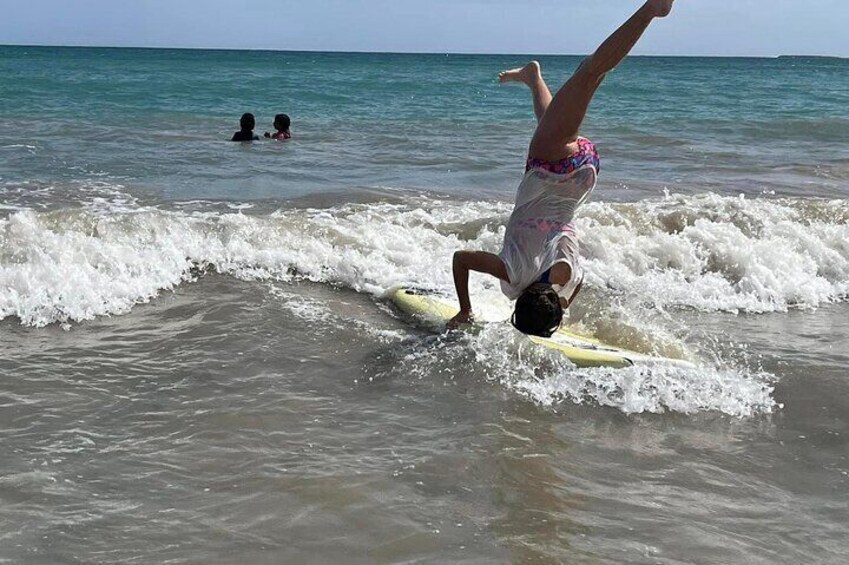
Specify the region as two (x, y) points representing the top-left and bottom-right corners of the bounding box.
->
(498, 164), (598, 300)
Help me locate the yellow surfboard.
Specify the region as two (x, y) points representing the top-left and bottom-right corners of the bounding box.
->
(391, 288), (696, 369)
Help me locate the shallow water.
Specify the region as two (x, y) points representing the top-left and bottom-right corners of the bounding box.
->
(1, 47), (849, 563)
(3, 278), (847, 563)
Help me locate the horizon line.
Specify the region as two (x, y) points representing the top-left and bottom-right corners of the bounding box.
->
(3, 42), (846, 60)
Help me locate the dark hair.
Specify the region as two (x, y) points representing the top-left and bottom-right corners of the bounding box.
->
(239, 113), (255, 130)
(511, 285), (563, 338)
(274, 113), (291, 131)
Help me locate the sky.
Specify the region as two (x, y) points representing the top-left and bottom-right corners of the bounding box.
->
(1, 0), (847, 57)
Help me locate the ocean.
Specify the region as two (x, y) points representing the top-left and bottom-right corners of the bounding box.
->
(1, 46), (848, 563)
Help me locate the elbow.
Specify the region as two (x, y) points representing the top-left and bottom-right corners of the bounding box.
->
(454, 250), (478, 274)
(453, 250), (467, 269)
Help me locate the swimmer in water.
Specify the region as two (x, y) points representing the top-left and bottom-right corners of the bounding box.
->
(264, 114), (292, 140)
(231, 113), (260, 142)
(449, 0), (676, 336)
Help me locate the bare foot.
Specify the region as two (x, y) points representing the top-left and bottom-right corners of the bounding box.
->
(646, 0), (674, 18)
(498, 61), (542, 86)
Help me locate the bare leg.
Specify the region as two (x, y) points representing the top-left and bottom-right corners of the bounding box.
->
(530, 0), (675, 162)
(498, 61), (552, 122)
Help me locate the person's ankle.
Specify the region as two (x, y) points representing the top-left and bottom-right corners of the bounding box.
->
(640, 2), (658, 19)
(644, 0), (673, 19)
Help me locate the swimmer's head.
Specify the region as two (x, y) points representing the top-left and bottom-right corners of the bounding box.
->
(239, 113), (256, 131)
(510, 283), (563, 338)
(274, 113), (291, 132)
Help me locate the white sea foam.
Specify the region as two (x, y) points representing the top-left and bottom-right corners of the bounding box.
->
(3, 190), (814, 415)
(269, 288), (337, 324)
(385, 323), (774, 416)
(1, 144), (38, 152)
(579, 192), (849, 313)
(2, 191), (848, 329)
(513, 364), (775, 417)
(0, 195), (849, 326)
(269, 287), (406, 344)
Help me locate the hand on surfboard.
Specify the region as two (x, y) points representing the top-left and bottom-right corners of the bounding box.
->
(447, 310), (474, 330)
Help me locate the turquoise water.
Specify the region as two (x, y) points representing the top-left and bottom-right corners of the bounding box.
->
(2, 47), (847, 202)
(2, 46), (849, 563)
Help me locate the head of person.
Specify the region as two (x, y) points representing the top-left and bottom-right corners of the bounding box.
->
(273, 113), (291, 132)
(510, 283), (563, 338)
(239, 113), (255, 131)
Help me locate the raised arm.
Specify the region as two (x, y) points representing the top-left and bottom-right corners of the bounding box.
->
(448, 250), (509, 328)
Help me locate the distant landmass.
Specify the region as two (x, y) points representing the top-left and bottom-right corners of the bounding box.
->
(778, 55), (845, 60)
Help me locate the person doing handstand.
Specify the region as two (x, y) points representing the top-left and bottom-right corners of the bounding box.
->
(449, 0), (676, 336)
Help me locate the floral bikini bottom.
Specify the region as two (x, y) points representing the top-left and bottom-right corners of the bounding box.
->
(525, 137), (600, 175)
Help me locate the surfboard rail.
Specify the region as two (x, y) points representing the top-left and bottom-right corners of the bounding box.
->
(390, 287), (696, 370)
